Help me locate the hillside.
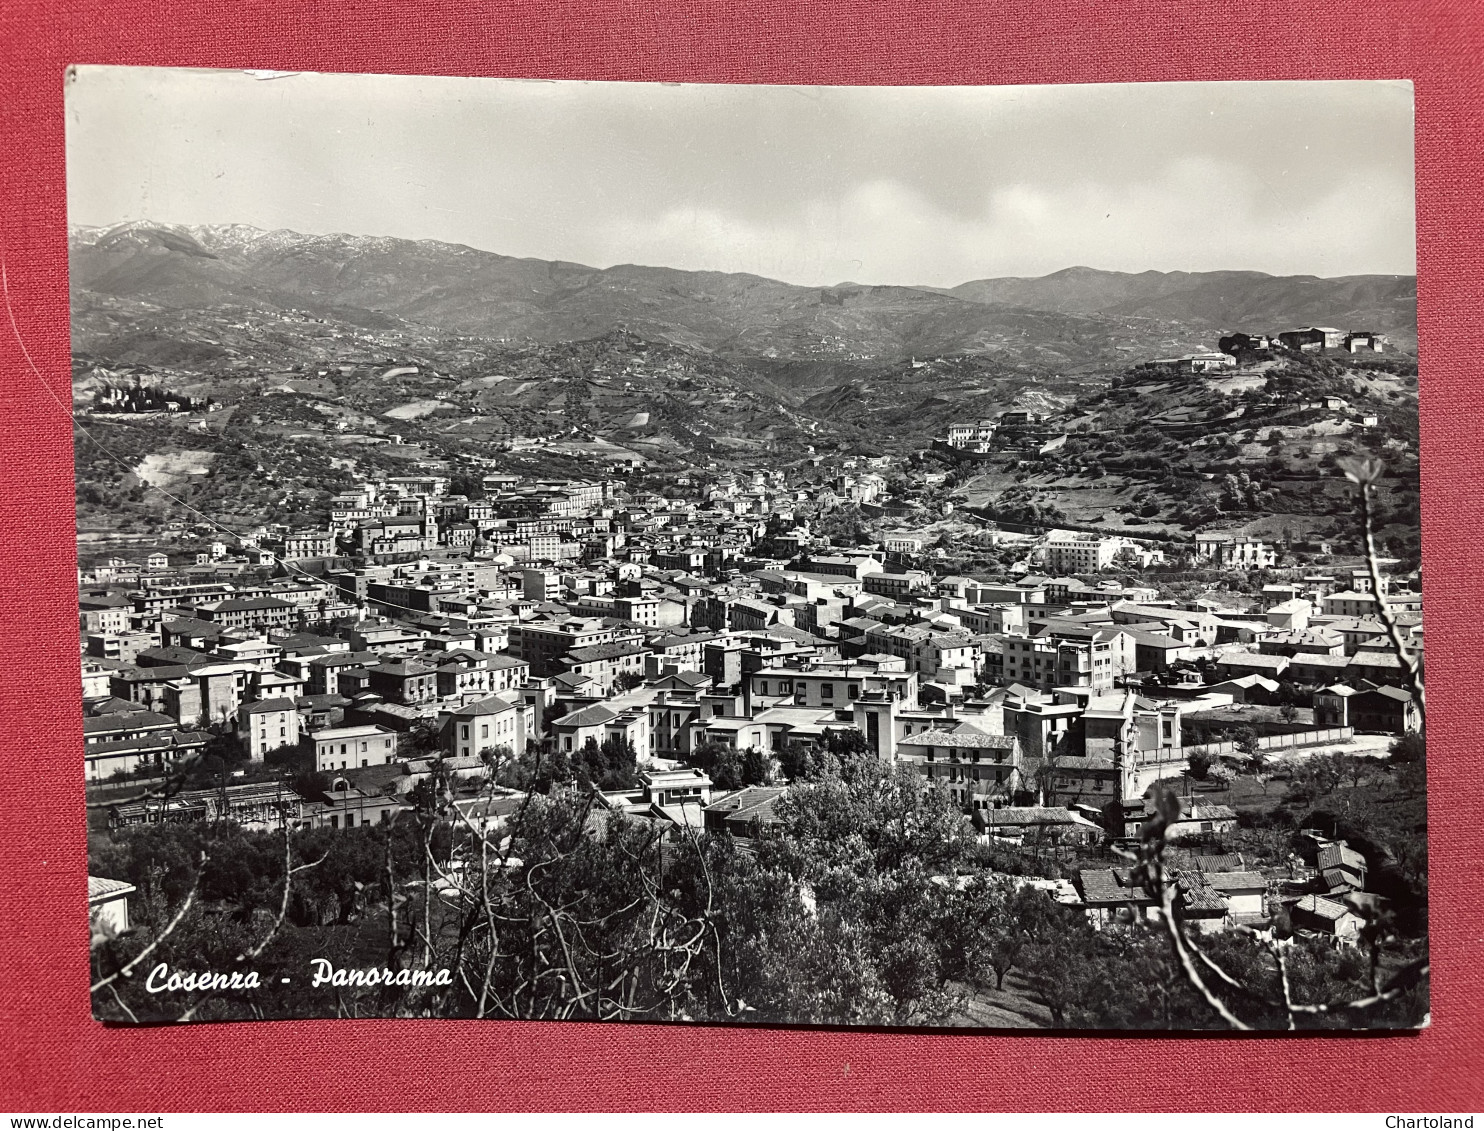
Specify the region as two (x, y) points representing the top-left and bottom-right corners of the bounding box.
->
(69, 222), (1421, 553)
(943, 266), (1417, 349)
(70, 223), (1418, 368)
(955, 349), (1421, 566)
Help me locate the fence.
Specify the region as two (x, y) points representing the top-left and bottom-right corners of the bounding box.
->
(1179, 727), (1354, 761)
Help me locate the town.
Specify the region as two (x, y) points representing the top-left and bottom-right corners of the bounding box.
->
(81, 320), (1426, 1027)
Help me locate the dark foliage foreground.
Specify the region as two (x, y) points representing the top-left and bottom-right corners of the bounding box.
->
(90, 755), (1426, 1029)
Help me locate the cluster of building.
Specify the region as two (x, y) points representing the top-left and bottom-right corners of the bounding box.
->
(1220, 327), (1390, 356)
(82, 456), (1421, 945)
(935, 410), (1069, 459)
(1129, 325), (1390, 378)
(1073, 822), (1379, 943)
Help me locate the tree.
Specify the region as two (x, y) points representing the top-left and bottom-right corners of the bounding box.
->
(943, 878), (1059, 992)
(1234, 725), (1264, 774)
(612, 671), (646, 693)
(1187, 749), (1214, 781)
(741, 745), (772, 787)
(575, 735), (640, 791)
(688, 741), (769, 791)
(1019, 917), (1100, 1027)
(1206, 762), (1236, 789)
(398, 719), (442, 759)
(446, 471), (484, 500)
(739, 759), (976, 1025)
(1388, 732), (1426, 796)
(1388, 732), (1426, 764)
(201, 730), (248, 768)
(778, 727), (871, 783)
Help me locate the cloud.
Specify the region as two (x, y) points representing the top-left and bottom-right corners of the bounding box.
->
(66, 68), (1416, 285)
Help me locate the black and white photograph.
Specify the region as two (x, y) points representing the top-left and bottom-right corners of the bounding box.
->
(69, 68), (1426, 1030)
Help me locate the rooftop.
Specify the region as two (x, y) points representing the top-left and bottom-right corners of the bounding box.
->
(240, 698), (298, 715)
(898, 729), (1017, 750)
(313, 724), (393, 740)
(1295, 893), (1353, 920)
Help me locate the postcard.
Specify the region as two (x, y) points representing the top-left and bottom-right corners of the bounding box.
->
(69, 67), (1425, 1029)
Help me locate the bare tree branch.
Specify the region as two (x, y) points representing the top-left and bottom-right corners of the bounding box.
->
(91, 855), (205, 994)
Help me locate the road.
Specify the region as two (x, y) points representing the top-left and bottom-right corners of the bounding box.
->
(1270, 734), (1395, 763)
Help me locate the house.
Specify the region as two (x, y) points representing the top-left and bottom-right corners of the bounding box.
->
(1291, 893), (1364, 941)
(1350, 685), (1420, 733)
(1001, 693), (1083, 766)
(1277, 326), (1346, 352)
(1069, 688), (1181, 769)
(1206, 674), (1281, 705)
(1046, 755), (1122, 808)
(1345, 649), (1412, 689)
(1312, 684), (1358, 728)
(703, 785), (789, 839)
(1313, 683), (1419, 734)
(83, 657), (128, 699)
(998, 626), (1132, 691)
(295, 693), (349, 732)
(1260, 584), (1302, 609)
(1258, 628), (1344, 658)
(1075, 867), (1159, 928)
(451, 789), (529, 837)
(1110, 796), (1236, 841)
(1212, 651), (1290, 680)
(433, 650), (498, 700)
(897, 728), (1022, 812)
(1316, 841), (1368, 893)
(975, 806), (1103, 845)
(311, 724), (397, 772)
(508, 617), (615, 676)
(750, 664), (917, 711)
(1217, 332), (1272, 355)
(550, 701), (652, 762)
(1194, 535), (1276, 570)
(597, 768), (714, 832)
(83, 709), (177, 748)
(1139, 352), (1237, 374)
(1044, 533), (1121, 574)
(1202, 870), (1268, 922)
(1323, 617), (1400, 653)
(558, 641), (651, 697)
(1286, 652), (1353, 685)
(195, 596), (297, 631)
(80, 594), (133, 636)
(281, 530), (336, 560)
(1265, 598), (1312, 631)
(300, 782), (411, 830)
(1122, 628), (1196, 674)
(88, 875), (137, 936)
(1193, 853), (1247, 872)
(861, 570), (931, 599)
(237, 698), (300, 761)
(1171, 872), (1234, 934)
(365, 658), (439, 705)
(442, 693), (530, 761)
(83, 711), (210, 780)
(1322, 590), (1384, 618)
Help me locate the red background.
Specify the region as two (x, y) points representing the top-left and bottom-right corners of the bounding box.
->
(2, 0), (1481, 1111)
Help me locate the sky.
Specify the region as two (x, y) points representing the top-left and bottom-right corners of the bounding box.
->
(65, 67), (1416, 287)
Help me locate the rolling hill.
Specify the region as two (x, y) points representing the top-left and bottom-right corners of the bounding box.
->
(942, 266), (1417, 346)
(70, 222), (1419, 368)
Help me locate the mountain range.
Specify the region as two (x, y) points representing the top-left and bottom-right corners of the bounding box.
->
(69, 222), (1418, 370)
